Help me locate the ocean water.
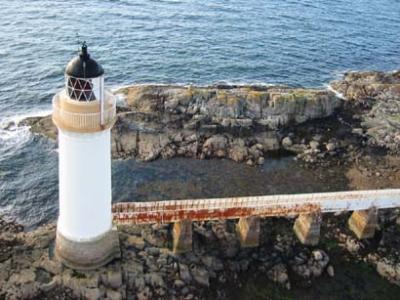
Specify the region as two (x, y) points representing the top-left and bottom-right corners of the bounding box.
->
(0, 0), (400, 227)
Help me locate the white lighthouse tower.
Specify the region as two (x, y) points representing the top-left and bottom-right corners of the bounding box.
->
(53, 43), (119, 270)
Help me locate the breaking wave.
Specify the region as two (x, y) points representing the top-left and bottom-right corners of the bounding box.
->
(0, 109), (52, 152)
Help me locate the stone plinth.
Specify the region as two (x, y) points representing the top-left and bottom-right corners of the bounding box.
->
(236, 216), (260, 248)
(348, 208), (378, 239)
(55, 228), (120, 271)
(293, 213), (321, 246)
(173, 220), (192, 254)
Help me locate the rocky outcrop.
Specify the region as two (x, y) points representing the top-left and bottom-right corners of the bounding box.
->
(362, 100), (400, 152)
(0, 216), (334, 299)
(330, 71), (400, 103)
(19, 115), (57, 140)
(325, 208), (400, 287)
(2, 206), (400, 299)
(120, 85), (339, 129)
(290, 249), (330, 279)
(370, 255), (400, 287)
(22, 84), (340, 165)
(330, 71), (400, 153)
(19, 72), (400, 165)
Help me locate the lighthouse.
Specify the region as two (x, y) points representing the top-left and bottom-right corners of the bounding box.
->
(53, 43), (119, 270)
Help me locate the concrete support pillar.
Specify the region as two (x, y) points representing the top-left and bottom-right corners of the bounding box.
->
(293, 212), (321, 246)
(173, 220), (192, 254)
(236, 216), (260, 248)
(348, 208), (378, 239)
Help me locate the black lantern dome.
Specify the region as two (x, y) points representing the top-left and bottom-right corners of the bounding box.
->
(65, 42), (104, 78)
(65, 42), (105, 101)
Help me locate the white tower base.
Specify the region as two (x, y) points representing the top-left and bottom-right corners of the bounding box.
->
(55, 128), (120, 270)
(55, 228), (120, 271)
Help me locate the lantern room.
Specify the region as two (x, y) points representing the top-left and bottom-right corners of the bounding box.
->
(65, 42), (104, 102)
(52, 42), (116, 133)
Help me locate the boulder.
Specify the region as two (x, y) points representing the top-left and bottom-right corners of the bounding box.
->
(202, 135), (228, 157)
(191, 267), (210, 287)
(282, 137), (293, 148)
(137, 133), (170, 162)
(127, 236), (146, 250)
(267, 263), (289, 286)
(229, 145), (248, 162)
(179, 264), (192, 283)
(144, 272), (165, 288)
(106, 270), (122, 289)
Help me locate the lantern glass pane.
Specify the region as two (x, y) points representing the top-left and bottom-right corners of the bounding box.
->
(66, 75), (99, 101)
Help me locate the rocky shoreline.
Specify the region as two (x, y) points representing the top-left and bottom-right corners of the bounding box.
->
(21, 71), (400, 168)
(19, 72), (400, 192)
(1, 209), (400, 299)
(23, 84), (342, 166)
(3, 70), (400, 299)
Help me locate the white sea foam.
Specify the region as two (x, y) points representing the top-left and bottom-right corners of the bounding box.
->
(0, 108), (52, 148)
(325, 83), (346, 100)
(0, 125), (31, 155)
(6, 108), (52, 125)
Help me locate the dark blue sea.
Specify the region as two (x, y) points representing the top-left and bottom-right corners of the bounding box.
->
(0, 0), (399, 227)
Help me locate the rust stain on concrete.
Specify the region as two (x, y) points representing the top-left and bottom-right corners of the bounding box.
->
(112, 200), (320, 224)
(112, 189), (400, 224)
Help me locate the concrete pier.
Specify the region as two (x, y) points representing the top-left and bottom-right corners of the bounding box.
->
(348, 208), (378, 239)
(113, 189), (400, 225)
(293, 213), (321, 246)
(236, 216), (260, 248)
(173, 220), (192, 254)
